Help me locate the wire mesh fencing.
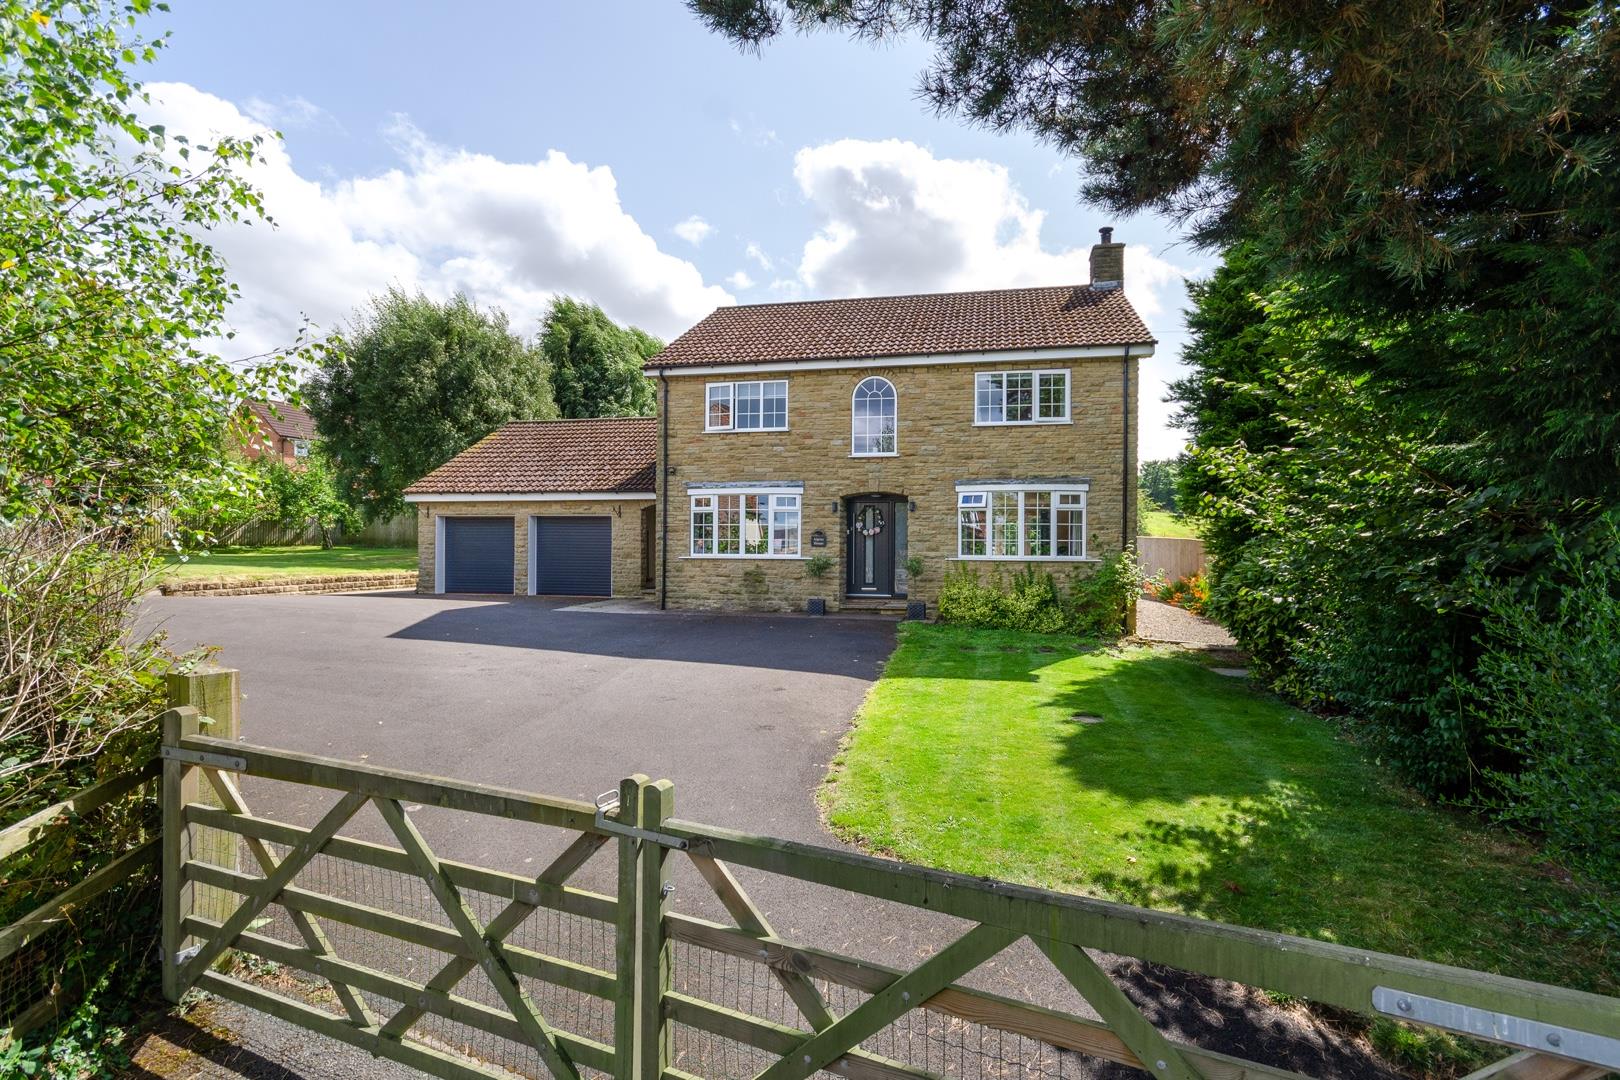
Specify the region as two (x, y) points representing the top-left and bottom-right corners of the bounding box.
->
(669, 938), (1102, 1080)
(211, 831), (620, 1080)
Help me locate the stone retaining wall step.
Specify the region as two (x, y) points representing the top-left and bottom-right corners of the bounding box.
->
(159, 572), (419, 597)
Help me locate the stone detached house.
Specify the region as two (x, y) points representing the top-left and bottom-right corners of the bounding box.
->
(238, 400), (318, 465)
(405, 230), (1154, 612)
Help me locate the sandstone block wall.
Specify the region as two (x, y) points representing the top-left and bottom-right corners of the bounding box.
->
(657, 356), (1138, 612)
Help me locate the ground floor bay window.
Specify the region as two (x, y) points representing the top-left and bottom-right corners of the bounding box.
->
(690, 489), (801, 557)
(957, 485), (1087, 559)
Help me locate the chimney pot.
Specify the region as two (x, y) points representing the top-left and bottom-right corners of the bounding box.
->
(1090, 228), (1124, 289)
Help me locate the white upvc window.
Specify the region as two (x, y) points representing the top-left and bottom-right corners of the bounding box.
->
(706, 380), (788, 432)
(851, 376), (898, 456)
(974, 370), (1070, 424)
(957, 487), (1087, 559)
(292, 438), (311, 459)
(689, 491), (801, 557)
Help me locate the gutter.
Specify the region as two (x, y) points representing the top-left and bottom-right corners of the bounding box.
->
(1122, 346), (1132, 553)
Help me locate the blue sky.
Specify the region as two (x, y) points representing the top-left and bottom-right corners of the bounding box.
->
(146, 1), (1201, 458)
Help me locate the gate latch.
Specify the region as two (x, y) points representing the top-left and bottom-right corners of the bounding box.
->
(592, 791), (689, 850)
(1372, 988), (1620, 1070)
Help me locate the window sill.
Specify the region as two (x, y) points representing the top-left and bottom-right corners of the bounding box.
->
(702, 427), (790, 434)
(682, 554), (808, 561)
(850, 451), (899, 458)
(971, 419), (1073, 427)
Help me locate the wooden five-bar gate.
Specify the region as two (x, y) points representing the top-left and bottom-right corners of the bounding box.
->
(145, 673), (1620, 1080)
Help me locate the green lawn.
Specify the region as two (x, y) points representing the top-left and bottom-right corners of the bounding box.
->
(824, 623), (1615, 997)
(159, 545), (417, 584)
(1141, 509), (1200, 538)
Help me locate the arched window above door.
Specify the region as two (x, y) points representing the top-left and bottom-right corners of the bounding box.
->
(851, 377), (897, 456)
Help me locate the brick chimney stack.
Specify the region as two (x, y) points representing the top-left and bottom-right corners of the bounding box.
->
(1090, 227), (1124, 290)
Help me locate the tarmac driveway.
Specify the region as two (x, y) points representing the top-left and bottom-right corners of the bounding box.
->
(136, 590), (896, 841)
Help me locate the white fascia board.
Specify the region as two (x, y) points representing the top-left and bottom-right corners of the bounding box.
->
(405, 491), (655, 504)
(646, 343), (1154, 378)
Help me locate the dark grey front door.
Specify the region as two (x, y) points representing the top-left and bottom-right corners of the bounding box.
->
(533, 516), (612, 596)
(442, 517), (515, 593)
(847, 498), (896, 596)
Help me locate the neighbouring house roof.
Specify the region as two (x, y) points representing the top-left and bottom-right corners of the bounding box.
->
(246, 400), (317, 441)
(646, 284), (1155, 370)
(403, 417), (658, 497)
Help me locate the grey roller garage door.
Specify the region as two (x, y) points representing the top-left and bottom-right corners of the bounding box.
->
(442, 517), (514, 593)
(533, 516), (611, 596)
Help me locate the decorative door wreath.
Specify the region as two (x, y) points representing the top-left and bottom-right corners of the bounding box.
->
(854, 507), (886, 537)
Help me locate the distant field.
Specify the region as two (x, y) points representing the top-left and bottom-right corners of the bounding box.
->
(1141, 509), (1200, 538)
(159, 545), (417, 584)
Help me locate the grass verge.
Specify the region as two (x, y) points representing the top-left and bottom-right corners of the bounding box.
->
(159, 545), (417, 585)
(823, 623), (1616, 1000)
(1140, 509), (1200, 538)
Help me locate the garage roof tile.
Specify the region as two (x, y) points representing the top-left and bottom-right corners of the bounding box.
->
(404, 417), (656, 497)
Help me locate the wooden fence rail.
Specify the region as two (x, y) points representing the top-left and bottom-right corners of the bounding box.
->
(150, 677), (1620, 1080)
(0, 752), (174, 1039)
(1138, 536), (1206, 582)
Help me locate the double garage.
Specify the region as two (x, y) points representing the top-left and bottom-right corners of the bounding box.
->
(440, 516), (614, 596)
(435, 513), (625, 597)
(402, 417), (660, 599)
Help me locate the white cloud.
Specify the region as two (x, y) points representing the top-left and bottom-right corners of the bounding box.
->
(744, 241), (773, 271)
(241, 94), (335, 131)
(789, 138), (1187, 322)
(725, 270), (755, 290)
(673, 215), (713, 246)
(140, 83), (733, 358)
(787, 138), (1198, 462)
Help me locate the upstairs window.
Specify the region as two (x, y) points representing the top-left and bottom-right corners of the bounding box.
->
(291, 438), (311, 459)
(706, 380), (787, 431)
(975, 370), (1070, 424)
(851, 377), (897, 456)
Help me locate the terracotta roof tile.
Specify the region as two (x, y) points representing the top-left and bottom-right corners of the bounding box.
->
(404, 417), (656, 497)
(247, 400), (317, 440)
(647, 284), (1153, 370)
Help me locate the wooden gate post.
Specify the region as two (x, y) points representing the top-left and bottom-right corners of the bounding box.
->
(160, 704), (199, 1003)
(637, 779), (675, 1080)
(614, 775), (647, 1080)
(162, 666), (241, 1000)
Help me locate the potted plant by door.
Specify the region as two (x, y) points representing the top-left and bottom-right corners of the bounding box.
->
(804, 553), (833, 614)
(904, 556), (926, 619)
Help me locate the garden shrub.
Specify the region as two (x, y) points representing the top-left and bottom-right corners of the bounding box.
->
(1, 515), (187, 1072)
(937, 566), (1007, 627)
(1068, 550), (1141, 638)
(937, 553), (1141, 638)
(1153, 572), (1210, 615)
(1462, 529), (1620, 885)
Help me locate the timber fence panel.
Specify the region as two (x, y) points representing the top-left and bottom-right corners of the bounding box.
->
(1, 753), (161, 1036)
(1137, 536), (1206, 581)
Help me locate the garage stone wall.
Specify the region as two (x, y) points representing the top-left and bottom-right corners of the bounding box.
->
(658, 355), (1137, 613)
(414, 498), (653, 596)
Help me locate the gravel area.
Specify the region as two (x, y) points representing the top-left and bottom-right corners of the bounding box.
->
(1135, 597), (1237, 646)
